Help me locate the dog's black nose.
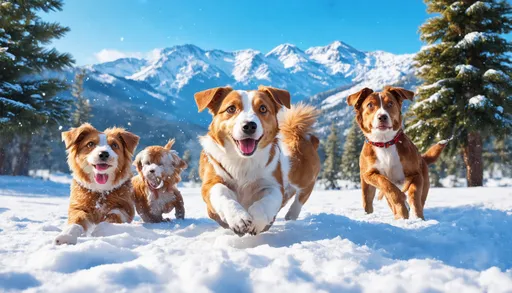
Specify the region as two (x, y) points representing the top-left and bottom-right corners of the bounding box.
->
(99, 151), (110, 161)
(378, 114), (388, 122)
(149, 169), (155, 173)
(242, 121), (257, 135)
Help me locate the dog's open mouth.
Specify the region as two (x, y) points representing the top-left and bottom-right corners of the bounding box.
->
(234, 138), (261, 156)
(375, 125), (392, 131)
(94, 163), (111, 171)
(147, 178), (164, 191)
(93, 164), (111, 184)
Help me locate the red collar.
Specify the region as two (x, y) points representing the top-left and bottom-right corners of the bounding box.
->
(365, 130), (403, 148)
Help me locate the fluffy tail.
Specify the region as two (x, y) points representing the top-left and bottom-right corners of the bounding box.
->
(422, 141), (448, 165)
(279, 103), (320, 149)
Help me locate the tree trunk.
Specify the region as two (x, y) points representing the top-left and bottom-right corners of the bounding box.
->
(462, 131), (483, 187)
(0, 145), (5, 175)
(12, 135), (32, 176)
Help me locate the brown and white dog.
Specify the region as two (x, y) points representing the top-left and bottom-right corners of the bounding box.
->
(194, 85), (321, 236)
(132, 139), (187, 223)
(347, 86), (446, 220)
(55, 123), (139, 245)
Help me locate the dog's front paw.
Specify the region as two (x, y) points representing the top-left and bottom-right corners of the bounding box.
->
(54, 233), (78, 245)
(54, 224), (83, 245)
(222, 202), (253, 236)
(248, 203), (272, 235)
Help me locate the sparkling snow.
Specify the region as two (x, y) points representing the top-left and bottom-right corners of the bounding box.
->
(484, 69), (510, 81)
(411, 87), (452, 110)
(456, 64), (478, 75)
(469, 95), (488, 108)
(0, 176), (511, 292)
(466, 1), (492, 15)
(455, 32), (497, 49)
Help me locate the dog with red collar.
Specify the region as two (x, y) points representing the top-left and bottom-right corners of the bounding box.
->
(347, 86), (447, 220)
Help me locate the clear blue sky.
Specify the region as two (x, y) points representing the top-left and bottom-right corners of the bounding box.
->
(40, 0), (490, 65)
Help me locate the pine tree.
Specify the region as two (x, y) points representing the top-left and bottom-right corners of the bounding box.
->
(407, 0), (512, 187)
(71, 69), (92, 127)
(182, 150), (191, 166)
(188, 168), (199, 183)
(0, 0), (74, 175)
(322, 123), (342, 189)
(483, 135), (512, 177)
(341, 120), (365, 184)
(181, 149), (192, 182)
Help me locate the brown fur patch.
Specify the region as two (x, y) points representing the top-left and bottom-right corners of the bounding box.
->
(62, 123), (139, 233)
(132, 140), (187, 223)
(196, 86), (321, 231)
(68, 180), (135, 228)
(347, 86), (444, 220)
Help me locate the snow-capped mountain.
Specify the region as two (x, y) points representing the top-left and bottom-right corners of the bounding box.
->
(92, 57), (148, 78)
(78, 41), (419, 146)
(90, 41), (416, 118)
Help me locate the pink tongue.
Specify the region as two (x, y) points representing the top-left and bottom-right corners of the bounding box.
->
(239, 139), (256, 155)
(94, 174), (108, 184)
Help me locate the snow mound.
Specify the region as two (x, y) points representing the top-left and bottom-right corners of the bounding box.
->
(1, 176), (512, 292)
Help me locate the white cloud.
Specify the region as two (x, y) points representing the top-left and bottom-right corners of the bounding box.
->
(93, 48), (162, 63)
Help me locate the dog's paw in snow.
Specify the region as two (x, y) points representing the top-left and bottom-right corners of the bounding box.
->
(221, 204), (253, 236)
(227, 212), (253, 237)
(248, 203), (272, 235)
(54, 224), (83, 245)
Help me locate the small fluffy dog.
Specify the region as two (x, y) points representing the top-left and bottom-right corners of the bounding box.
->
(194, 85), (321, 236)
(55, 123), (139, 245)
(132, 139), (187, 223)
(347, 86), (446, 219)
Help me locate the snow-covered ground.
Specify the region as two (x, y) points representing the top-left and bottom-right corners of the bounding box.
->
(1, 175), (511, 292)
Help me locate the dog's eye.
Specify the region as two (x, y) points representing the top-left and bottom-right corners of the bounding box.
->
(111, 142), (119, 149)
(367, 103), (374, 109)
(87, 142), (95, 148)
(226, 105), (236, 114)
(259, 105), (268, 114)
(387, 102), (393, 108)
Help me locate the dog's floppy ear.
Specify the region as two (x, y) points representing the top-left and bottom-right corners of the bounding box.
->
(177, 157), (187, 171)
(347, 88), (374, 109)
(259, 85), (291, 109)
(61, 123), (97, 149)
(106, 127), (140, 155)
(164, 138), (175, 150)
(194, 87), (233, 113)
(119, 130), (140, 155)
(384, 86), (415, 102)
(133, 152), (143, 174)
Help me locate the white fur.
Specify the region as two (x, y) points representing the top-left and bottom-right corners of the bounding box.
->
(75, 133), (127, 193)
(232, 90), (264, 151)
(367, 94), (396, 143)
(54, 224), (84, 245)
(209, 183), (252, 232)
(136, 149), (179, 189)
(135, 148), (182, 216)
(373, 145), (405, 188)
(108, 208), (129, 223)
(200, 98), (312, 234)
(201, 133), (292, 234)
(284, 189), (303, 220)
(368, 94), (405, 191)
(248, 185), (282, 233)
(146, 188), (177, 216)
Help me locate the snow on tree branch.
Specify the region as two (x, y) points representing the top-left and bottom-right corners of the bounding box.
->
(466, 1), (492, 15)
(455, 32), (498, 49)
